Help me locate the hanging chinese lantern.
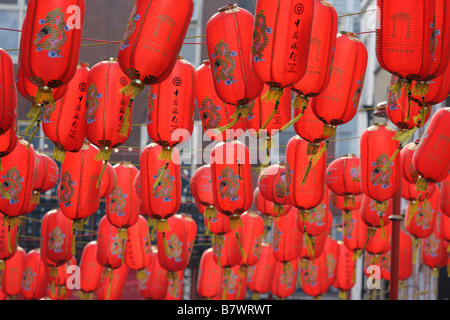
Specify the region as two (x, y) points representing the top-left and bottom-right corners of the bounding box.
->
(1, 246), (25, 299)
(156, 214), (189, 279)
(366, 223), (392, 257)
(247, 243), (277, 300)
(323, 235), (339, 286)
(118, 0), (193, 103)
(42, 62), (89, 162)
(412, 108), (450, 192)
(84, 58), (132, 171)
(196, 60), (247, 142)
(20, 249), (48, 300)
(40, 209), (74, 277)
(181, 214), (197, 264)
(271, 259), (298, 300)
(272, 207), (303, 264)
(99, 162), (117, 199)
(299, 253), (329, 299)
(286, 135), (326, 212)
(210, 140), (253, 229)
(360, 123), (400, 215)
(400, 139), (422, 185)
(124, 215), (152, 281)
(221, 264), (247, 300)
(251, 0), (313, 109)
(146, 57), (196, 161)
(32, 152), (59, 204)
(360, 195), (393, 238)
(380, 230), (413, 282)
(289, 0), (338, 130)
(422, 212), (449, 276)
(0, 214), (19, 269)
(19, 0), (85, 131)
(206, 4), (264, 132)
(139, 143), (181, 231)
(46, 256), (76, 300)
(342, 208), (370, 260)
(164, 270), (183, 300)
(299, 208), (332, 263)
(212, 228), (243, 271)
(0, 48), (17, 136)
(207, 210), (233, 248)
(377, 0), (450, 96)
(253, 187), (291, 227)
(0, 119), (18, 174)
(78, 241), (103, 300)
(401, 176), (436, 206)
(441, 172), (450, 217)
(190, 165), (216, 222)
(106, 162), (140, 239)
(138, 246), (169, 300)
(325, 154), (362, 208)
(97, 264), (129, 301)
(440, 211), (450, 275)
(333, 241), (356, 299)
(330, 192), (363, 212)
(58, 142), (102, 230)
(239, 211), (264, 268)
(0, 138), (35, 225)
(197, 248), (223, 300)
(311, 31), (368, 137)
(258, 162), (290, 218)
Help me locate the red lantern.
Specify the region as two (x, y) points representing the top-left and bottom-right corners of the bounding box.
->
(0, 138), (35, 224)
(253, 187), (291, 224)
(221, 264), (247, 300)
(197, 248), (222, 300)
(323, 235), (339, 286)
(165, 270), (183, 300)
(290, 0), (338, 127)
(210, 140), (253, 228)
(156, 214), (189, 276)
(380, 230), (413, 282)
(297, 187), (332, 238)
(330, 192), (363, 212)
(360, 194), (392, 233)
(58, 142), (102, 227)
(258, 162), (290, 217)
(272, 207), (302, 263)
(19, 0), (85, 108)
(1, 246), (25, 298)
(325, 154), (362, 206)
(212, 229), (243, 270)
(146, 57), (196, 160)
(400, 139), (422, 185)
(84, 58), (132, 164)
(299, 209), (332, 263)
(401, 176), (436, 203)
(40, 209), (74, 272)
(79, 241), (103, 300)
(32, 152), (59, 204)
(342, 208), (370, 259)
(99, 162), (117, 199)
(42, 62), (90, 162)
(97, 264), (129, 301)
(413, 108), (450, 192)
(181, 214), (197, 264)
(239, 211), (264, 268)
(286, 135), (326, 212)
(300, 253), (329, 299)
(333, 241), (356, 298)
(190, 164), (216, 220)
(247, 243), (277, 300)
(422, 211), (449, 274)
(0, 120), (18, 172)
(376, 0), (450, 94)
(360, 123), (401, 214)
(441, 172), (450, 217)
(106, 162), (140, 237)
(21, 249), (48, 300)
(0, 48), (17, 135)
(311, 32), (368, 137)
(124, 215), (152, 280)
(206, 4), (264, 129)
(207, 210), (233, 246)
(366, 224), (392, 256)
(46, 256), (76, 300)
(138, 246), (169, 300)
(139, 143), (181, 231)
(118, 0), (193, 100)
(0, 214), (19, 268)
(96, 215), (124, 272)
(196, 60), (247, 142)
(271, 259), (298, 299)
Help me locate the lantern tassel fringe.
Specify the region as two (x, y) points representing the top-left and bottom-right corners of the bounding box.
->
(261, 100), (279, 130)
(381, 146), (401, 174)
(120, 80), (145, 101)
(311, 140), (328, 166)
(323, 124), (336, 138)
(262, 87), (284, 104)
(136, 269), (146, 281)
(156, 219), (170, 232)
(213, 104), (250, 134)
(280, 97), (308, 132)
(235, 231), (247, 266)
(119, 104), (132, 138)
(153, 163), (169, 191)
(412, 82), (430, 97)
(300, 156), (313, 185)
(24, 104), (42, 135)
(27, 119), (41, 148)
(412, 238), (421, 265)
(415, 177), (428, 192)
(96, 161), (108, 189)
(52, 147), (66, 163)
(229, 214), (243, 231)
(158, 148), (173, 161)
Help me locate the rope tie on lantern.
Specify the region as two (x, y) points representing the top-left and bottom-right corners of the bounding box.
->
(280, 94), (308, 132)
(213, 104), (250, 134)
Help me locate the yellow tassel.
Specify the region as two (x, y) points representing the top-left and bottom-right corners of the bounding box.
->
(96, 161), (108, 189)
(389, 77), (404, 94)
(381, 146), (401, 173)
(352, 250), (361, 261)
(147, 217), (157, 229)
(26, 103), (42, 121)
(311, 140), (328, 166)
(118, 228), (128, 241)
(95, 146), (113, 162)
(338, 291), (347, 300)
(393, 127), (418, 145)
(136, 269), (146, 280)
(36, 86), (55, 106)
(261, 100), (280, 130)
(204, 206), (217, 221)
(158, 148), (173, 161)
(273, 204), (284, 219)
(50, 267), (59, 277)
(235, 231), (247, 266)
(280, 96), (308, 132)
(380, 214), (386, 239)
(105, 269), (113, 300)
(412, 81), (430, 97)
(375, 201), (387, 214)
(314, 295), (322, 300)
(0, 260), (4, 271)
(361, 228), (376, 257)
(252, 292), (260, 300)
(119, 79), (145, 100)
(412, 238), (421, 265)
(31, 191), (40, 205)
(153, 162), (169, 190)
(52, 147), (66, 163)
(27, 119), (41, 148)
(212, 234), (225, 246)
(447, 261), (450, 278)
(304, 232), (315, 261)
(119, 103), (132, 138)
(431, 268), (439, 278)
(81, 292), (94, 300)
(213, 104), (250, 134)
(162, 231), (171, 257)
(415, 177), (428, 192)
(307, 143), (320, 156)
(0, 181), (11, 200)
(0, 158), (2, 172)
(7, 226), (11, 254)
(72, 230), (76, 256)
(156, 219), (170, 232)
(262, 87), (284, 103)
(229, 214), (243, 231)
(323, 124), (336, 138)
(300, 156), (313, 185)
(73, 219), (85, 231)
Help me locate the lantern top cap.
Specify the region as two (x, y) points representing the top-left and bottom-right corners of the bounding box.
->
(218, 3), (238, 12)
(340, 31), (358, 38)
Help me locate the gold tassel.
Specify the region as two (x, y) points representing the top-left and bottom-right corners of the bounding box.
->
(118, 228), (128, 241)
(280, 96), (308, 132)
(261, 87), (284, 103)
(212, 234), (225, 246)
(311, 140), (328, 166)
(361, 228), (377, 257)
(163, 231), (171, 257)
(72, 229), (76, 256)
(0, 180), (11, 200)
(393, 128), (417, 145)
(412, 238), (421, 265)
(261, 99), (280, 130)
(0, 158), (2, 172)
(81, 292), (93, 300)
(314, 295), (322, 300)
(204, 206), (217, 221)
(273, 204), (284, 219)
(136, 269), (146, 280)
(94, 146), (113, 162)
(27, 119), (41, 148)
(73, 219), (85, 231)
(323, 124), (336, 138)
(389, 77), (404, 94)
(380, 214), (386, 239)
(381, 145), (401, 173)
(229, 214), (243, 231)
(158, 148), (173, 161)
(415, 177), (428, 192)
(0, 260), (4, 271)
(52, 147), (66, 163)
(412, 81), (429, 97)
(252, 292), (260, 300)
(156, 219), (170, 232)
(307, 143), (320, 156)
(431, 268), (439, 278)
(339, 291), (347, 300)
(255, 137), (272, 176)
(147, 216), (157, 229)
(50, 267), (59, 277)
(105, 269), (113, 300)
(300, 156), (313, 185)
(153, 163), (169, 191)
(213, 104), (250, 134)
(375, 201), (387, 214)
(119, 103), (132, 138)
(7, 226), (11, 254)
(120, 79), (145, 100)
(23, 104), (42, 135)
(235, 231), (247, 266)
(31, 191), (40, 205)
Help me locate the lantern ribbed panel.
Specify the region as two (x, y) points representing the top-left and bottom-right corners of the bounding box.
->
(99, 162), (117, 199)
(422, 211), (449, 271)
(299, 211), (331, 261)
(125, 215), (152, 272)
(325, 154), (362, 197)
(366, 224), (391, 256)
(247, 243), (277, 295)
(297, 187), (332, 237)
(410, 62), (450, 107)
(43, 62), (89, 155)
(293, 101), (331, 145)
(251, 0), (314, 89)
(197, 248), (222, 299)
(34, 153), (59, 193)
(258, 162), (289, 206)
(240, 211), (264, 267)
(147, 58), (195, 151)
(19, 0), (85, 90)
(405, 188), (439, 239)
(0, 121), (18, 160)
(206, 4), (264, 106)
(271, 259), (298, 299)
(254, 187), (292, 220)
(190, 165), (214, 208)
(207, 210), (232, 237)
(21, 249), (48, 300)
(0, 49), (17, 135)
(118, 0), (193, 86)
(221, 264), (247, 300)
(342, 209), (368, 254)
(212, 229), (242, 269)
(441, 208), (450, 240)
(97, 264), (128, 300)
(400, 140), (421, 184)
(401, 177), (436, 202)
(79, 241), (103, 295)
(300, 254), (329, 299)
(380, 231), (413, 281)
(183, 214), (197, 263)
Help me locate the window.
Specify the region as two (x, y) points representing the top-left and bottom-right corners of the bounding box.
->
(0, 0), (28, 64)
